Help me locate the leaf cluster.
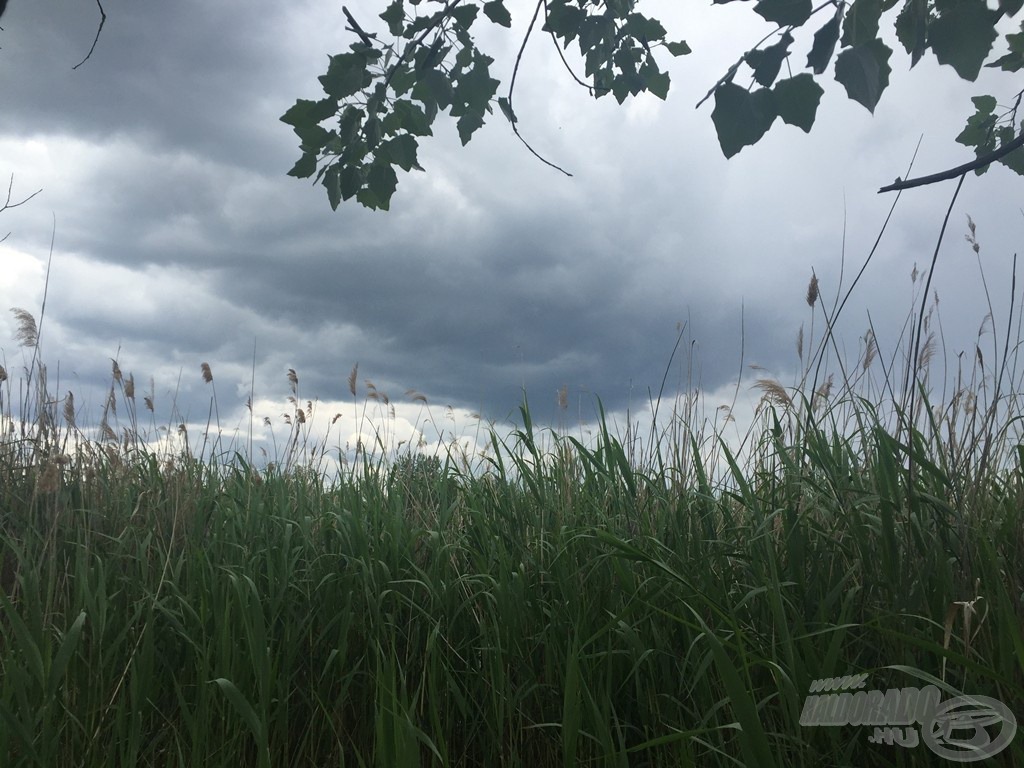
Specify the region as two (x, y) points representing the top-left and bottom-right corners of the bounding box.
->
(282, 0), (1024, 210)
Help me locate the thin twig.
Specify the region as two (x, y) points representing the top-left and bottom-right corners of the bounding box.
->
(1, 174), (43, 244)
(507, 0), (572, 177)
(72, 0), (106, 70)
(879, 132), (1024, 193)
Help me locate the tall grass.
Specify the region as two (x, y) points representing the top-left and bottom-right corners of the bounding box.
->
(1, 224), (1023, 766)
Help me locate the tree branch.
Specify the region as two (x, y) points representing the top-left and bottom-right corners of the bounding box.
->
(878, 131), (1024, 193)
(342, 6), (376, 48)
(72, 0), (106, 70)
(507, 0), (572, 177)
(1, 174), (43, 244)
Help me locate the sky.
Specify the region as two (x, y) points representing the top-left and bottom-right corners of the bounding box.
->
(1, 0), (1022, 467)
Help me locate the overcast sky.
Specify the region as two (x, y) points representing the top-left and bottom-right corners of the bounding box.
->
(1, 0), (1022, 465)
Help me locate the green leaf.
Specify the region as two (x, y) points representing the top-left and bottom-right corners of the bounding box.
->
(280, 98), (338, 128)
(319, 53), (372, 99)
(452, 55), (500, 117)
(927, 0), (999, 81)
(457, 111), (485, 144)
(212, 678), (266, 751)
(339, 165), (363, 200)
(380, 0), (405, 36)
(48, 610), (86, 697)
(895, 0), (928, 67)
(391, 99), (433, 136)
(367, 162), (398, 209)
(378, 134), (422, 172)
(363, 116), (383, 150)
(807, 7), (842, 74)
(772, 73), (823, 132)
(841, 0), (883, 47)
(413, 69), (453, 111)
(834, 39), (892, 113)
(322, 165), (342, 210)
(956, 94), (998, 166)
(497, 96), (517, 124)
(754, 0), (812, 27)
(665, 40), (691, 56)
(287, 152), (318, 179)
(998, 132), (1024, 175)
(987, 22), (1024, 72)
(624, 13), (667, 42)
(711, 83), (778, 158)
(745, 32), (793, 87)
(543, 1), (585, 43)
(450, 4), (479, 30)
(483, 0), (512, 27)
(645, 69), (671, 100)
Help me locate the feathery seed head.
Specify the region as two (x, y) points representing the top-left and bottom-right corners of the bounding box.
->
(64, 392), (76, 428)
(348, 363), (358, 397)
(201, 363), (213, 383)
(11, 308), (38, 347)
(805, 272), (819, 308)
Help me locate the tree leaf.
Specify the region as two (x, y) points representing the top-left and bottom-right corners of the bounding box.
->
(319, 53), (372, 99)
(841, 0), (883, 47)
(287, 152), (318, 179)
(645, 68), (671, 99)
(895, 0), (928, 67)
(322, 165), (342, 210)
(339, 165), (363, 200)
(450, 3), (479, 30)
(497, 96), (517, 124)
(711, 83), (778, 158)
(807, 7), (842, 74)
(380, 0), (405, 36)
(483, 0), (512, 27)
(457, 111), (485, 144)
(754, 0), (812, 27)
(378, 134), (421, 172)
(665, 40), (691, 56)
(834, 39), (892, 113)
(280, 98), (338, 129)
(986, 22), (1024, 72)
(927, 0), (999, 81)
(391, 99), (433, 136)
(956, 94), (998, 167)
(745, 32), (793, 87)
(367, 163), (398, 208)
(772, 73), (823, 132)
(543, 1), (585, 44)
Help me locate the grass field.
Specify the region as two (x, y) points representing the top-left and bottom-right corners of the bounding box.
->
(2, 265), (1023, 766)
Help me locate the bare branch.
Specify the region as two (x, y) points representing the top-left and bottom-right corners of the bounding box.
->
(1, 174), (43, 243)
(72, 0), (106, 70)
(342, 6), (377, 48)
(878, 132), (1024, 193)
